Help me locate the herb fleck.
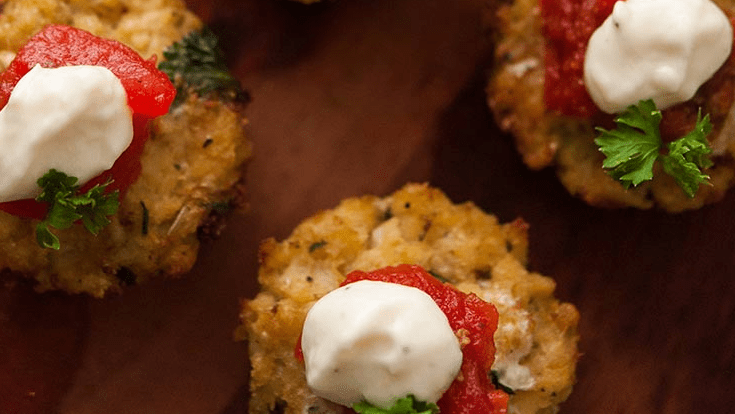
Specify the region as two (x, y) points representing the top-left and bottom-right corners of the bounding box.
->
(210, 200), (232, 214)
(140, 201), (149, 235)
(309, 240), (327, 252)
(428, 270), (449, 283)
(490, 370), (515, 395)
(382, 208), (393, 221)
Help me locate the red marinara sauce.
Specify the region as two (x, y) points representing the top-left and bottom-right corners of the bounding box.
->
(296, 264), (509, 414)
(542, 0), (735, 134)
(541, 0), (617, 118)
(0, 24), (175, 219)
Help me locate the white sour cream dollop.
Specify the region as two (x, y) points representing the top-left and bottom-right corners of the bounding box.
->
(584, 0), (733, 114)
(0, 64), (133, 202)
(301, 280), (462, 409)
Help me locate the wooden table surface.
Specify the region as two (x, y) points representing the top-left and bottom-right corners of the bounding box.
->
(2, 0), (735, 413)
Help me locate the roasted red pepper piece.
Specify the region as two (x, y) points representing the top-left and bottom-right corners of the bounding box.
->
(0, 24), (175, 219)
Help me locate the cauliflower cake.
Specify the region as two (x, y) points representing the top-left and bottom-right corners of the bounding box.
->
(486, 0), (735, 212)
(0, 0), (252, 296)
(239, 183), (579, 414)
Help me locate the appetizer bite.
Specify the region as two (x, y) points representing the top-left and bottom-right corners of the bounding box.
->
(238, 183), (579, 414)
(487, 0), (735, 211)
(0, 0), (252, 296)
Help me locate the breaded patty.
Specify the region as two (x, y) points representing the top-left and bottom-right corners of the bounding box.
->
(486, 0), (735, 212)
(0, 0), (252, 297)
(238, 183), (579, 414)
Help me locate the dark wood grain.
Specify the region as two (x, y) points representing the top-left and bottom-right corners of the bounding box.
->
(1, 0), (734, 413)
(0, 279), (88, 414)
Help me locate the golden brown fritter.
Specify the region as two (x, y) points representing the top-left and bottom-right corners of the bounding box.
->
(0, 0), (252, 297)
(486, 0), (735, 212)
(238, 183), (579, 414)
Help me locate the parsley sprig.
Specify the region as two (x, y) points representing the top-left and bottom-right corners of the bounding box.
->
(158, 27), (242, 106)
(35, 169), (119, 250)
(595, 99), (714, 198)
(353, 395), (439, 414)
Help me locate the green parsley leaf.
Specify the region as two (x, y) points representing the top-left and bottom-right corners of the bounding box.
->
(36, 222), (60, 250)
(34, 169), (120, 250)
(660, 110), (714, 197)
(594, 99), (662, 188)
(594, 99), (714, 197)
(36, 169), (78, 203)
(158, 27), (242, 106)
(353, 395), (440, 414)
